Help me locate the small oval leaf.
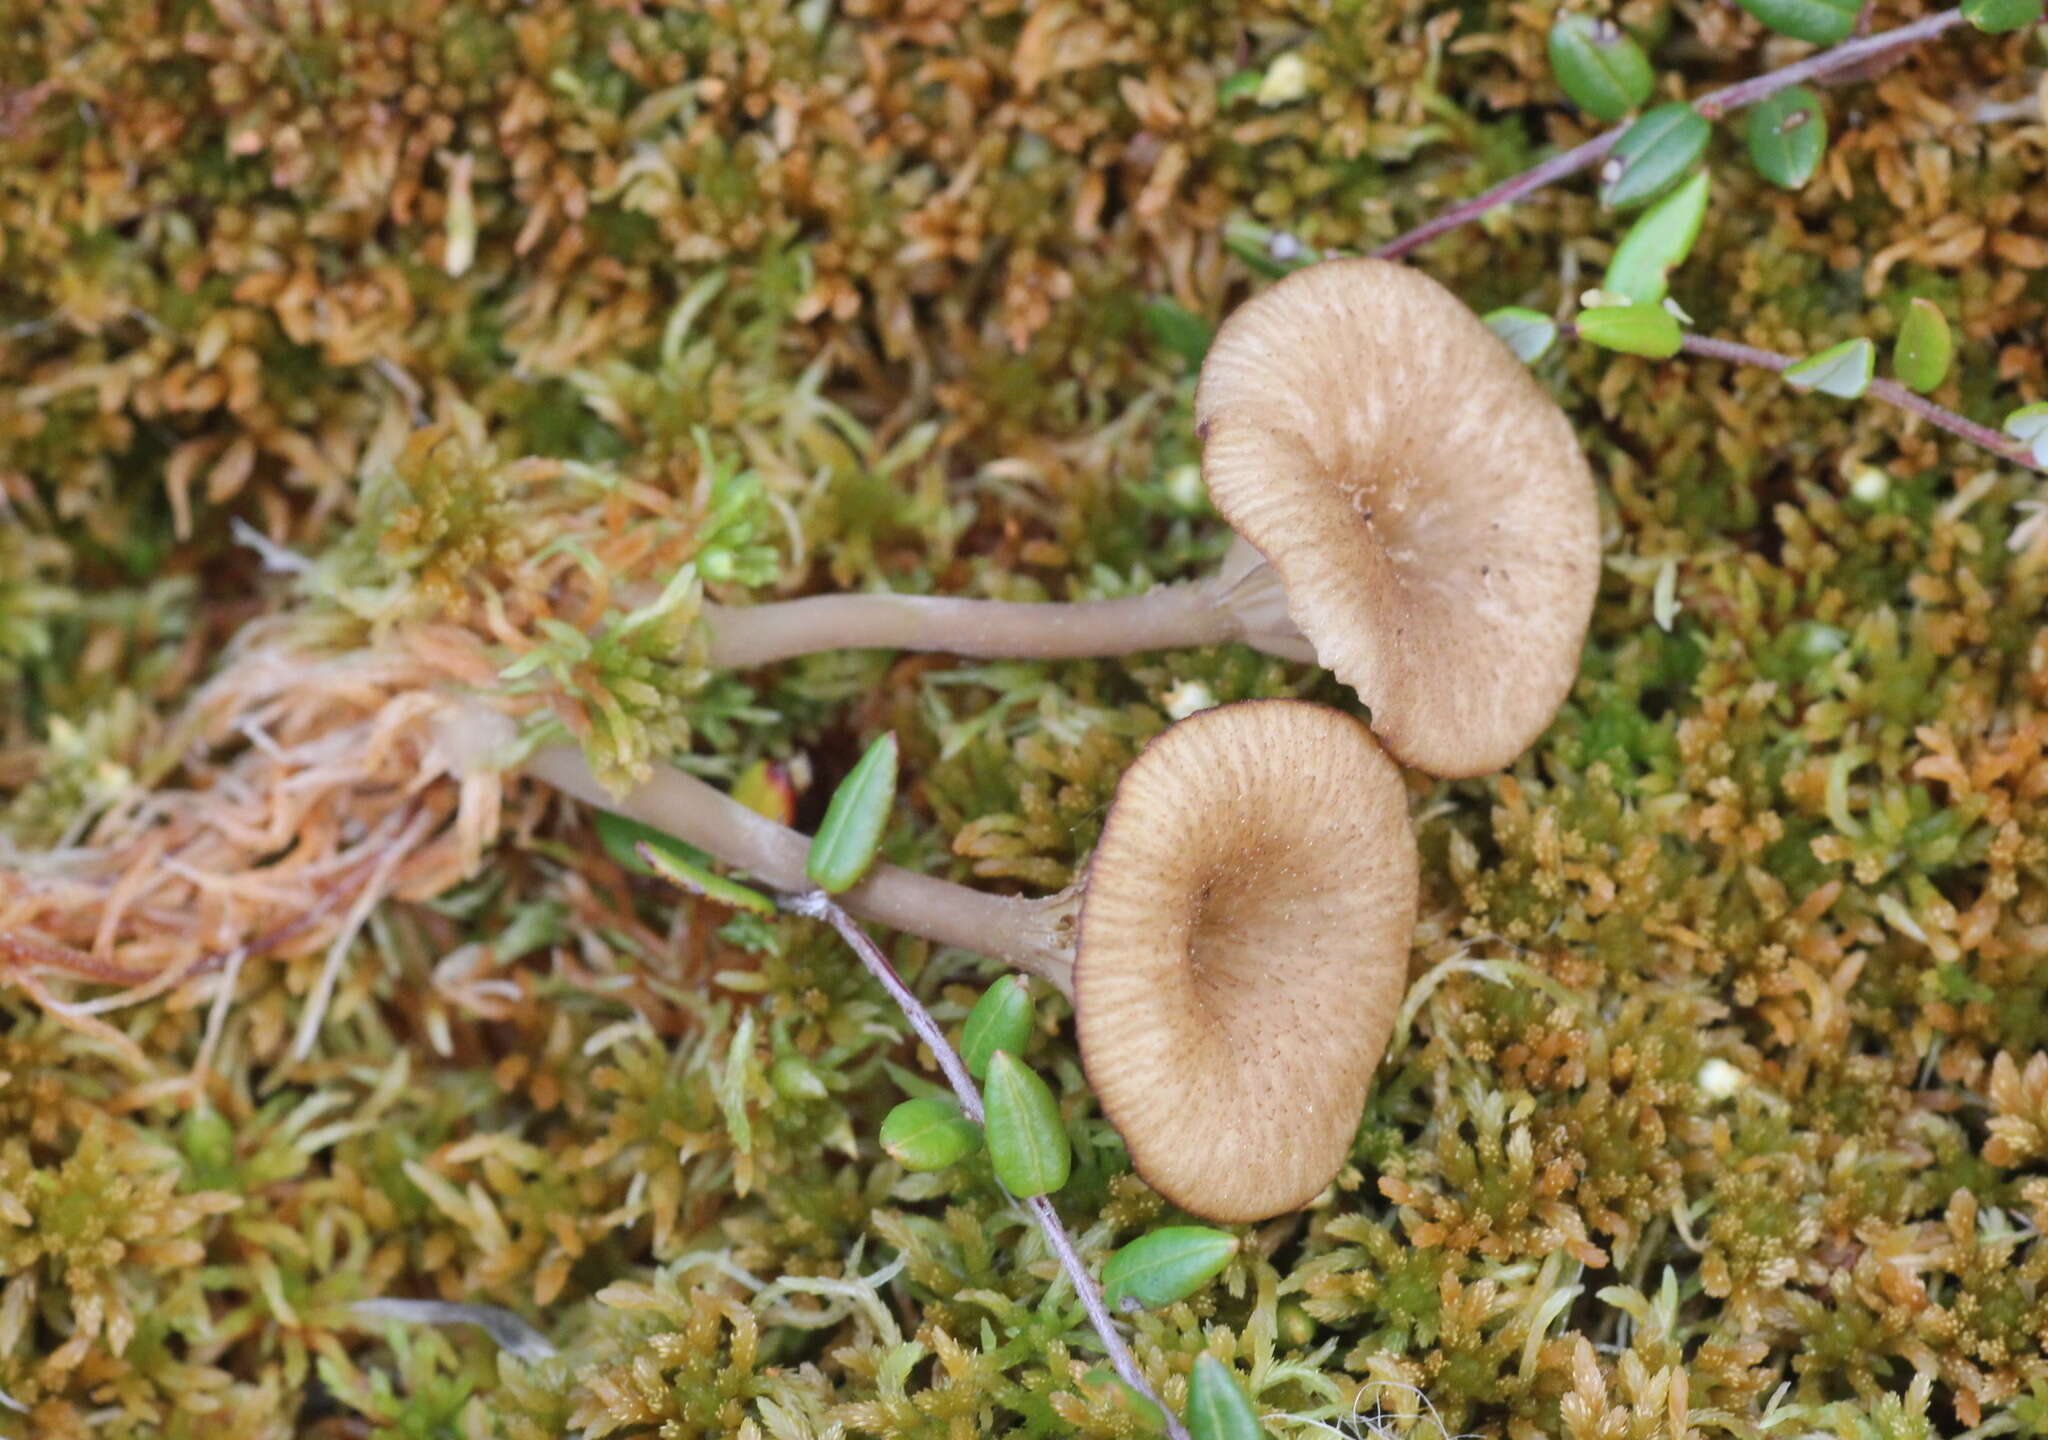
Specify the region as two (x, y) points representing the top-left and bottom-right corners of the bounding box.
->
(1746, 87), (1828, 190)
(1964, 0), (2043, 32)
(961, 976), (1034, 1080)
(1893, 299), (1953, 395)
(771, 1054), (829, 1101)
(1186, 1354), (1268, 1440)
(596, 809), (710, 878)
(806, 732), (898, 893)
(1217, 70), (1264, 106)
(2005, 402), (2048, 466)
(732, 759), (796, 824)
(881, 1098), (982, 1171)
(181, 1102), (235, 1181)
(1784, 338), (1875, 399)
(1103, 1227), (1241, 1309)
(1601, 103), (1711, 209)
(1143, 297), (1214, 368)
(1549, 13), (1655, 122)
(1549, 14), (1655, 122)
(635, 841), (776, 915)
(1482, 306), (1559, 364)
(1222, 218), (1320, 279)
(1276, 1302), (1316, 1349)
(1605, 169), (1709, 304)
(1576, 303), (1683, 358)
(1735, 0), (1858, 44)
(983, 1050), (1071, 1198)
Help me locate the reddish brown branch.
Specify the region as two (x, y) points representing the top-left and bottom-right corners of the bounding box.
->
(1373, 8), (1973, 261)
(1564, 323), (2043, 473)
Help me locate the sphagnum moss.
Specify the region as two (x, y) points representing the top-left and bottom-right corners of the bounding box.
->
(5, 0), (2048, 1433)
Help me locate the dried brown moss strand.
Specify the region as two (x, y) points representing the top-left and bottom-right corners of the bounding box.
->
(521, 745), (1078, 991)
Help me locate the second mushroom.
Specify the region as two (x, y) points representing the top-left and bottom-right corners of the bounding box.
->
(519, 697), (1419, 1222)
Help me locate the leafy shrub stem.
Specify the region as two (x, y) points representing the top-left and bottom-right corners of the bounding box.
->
(782, 890), (1193, 1440)
(1374, 6), (1972, 260)
(1562, 322), (2045, 471)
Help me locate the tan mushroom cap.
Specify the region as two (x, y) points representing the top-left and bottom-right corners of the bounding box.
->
(1074, 699), (1418, 1222)
(1195, 257), (1601, 779)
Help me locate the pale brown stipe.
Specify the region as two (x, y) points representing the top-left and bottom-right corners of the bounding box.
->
(1073, 699), (1418, 1222)
(1195, 258), (1601, 779)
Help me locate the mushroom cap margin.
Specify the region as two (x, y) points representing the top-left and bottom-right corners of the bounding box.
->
(1074, 698), (1419, 1222)
(1195, 257), (1601, 779)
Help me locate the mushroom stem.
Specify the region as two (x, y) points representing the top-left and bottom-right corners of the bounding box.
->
(701, 537), (1314, 669)
(521, 745), (1082, 994)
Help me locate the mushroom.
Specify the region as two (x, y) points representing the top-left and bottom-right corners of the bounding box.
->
(1194, 258), (1600, 778)
(516, 697), (1416, 1220)
(693, 257), (1599, 777)
(1071, 698), (1418, 1220)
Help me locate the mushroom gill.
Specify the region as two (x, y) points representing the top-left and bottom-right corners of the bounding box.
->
(1196, 257), (1602, 779)
(1074, 698), (1418, 1222)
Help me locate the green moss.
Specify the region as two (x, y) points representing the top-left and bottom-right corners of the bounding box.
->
(8, 0), (2048, 1430)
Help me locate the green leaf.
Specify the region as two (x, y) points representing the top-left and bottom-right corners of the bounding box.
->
(1548, 14), (1655, 122)
(1276, 1302), (1316, 1349)
(1605, 169), (1709, 303)
(717, 1011), (757, 1155)
(1576, 303), (1683, 358)
(1746, 87), (1828, 190)
(806, 732), (898, 893)
(1482, 306), (1559, 364)
(635, 841), (776, 916)
(1735, 0), (1858, 44)
(771, 1055), (829, 1101)
(1222, 218), (1320, 279)
(1784, 338), (1875, 399)
(983, 1050), (1071, 1197)
(961, 976), (1034, 1080)
(880, 1098), (982, 1171)
(1186, 1355), (1268, 1440)
(2005, 402), (2048, 466)
(1601, 103), (1711, 209)
(1964, 0), (2043, 32)
(1080, 1370), (1167, 1433)
(1217, 70), (1264, 105)
(595, 809), (711, 878)
(1102, 1227), (1240, 1309)
(1893, 299), (1953, 395)
(181, 1102), (235, 1184)
(731, 758), (793, 823)
(1143, 297), (1213, 367)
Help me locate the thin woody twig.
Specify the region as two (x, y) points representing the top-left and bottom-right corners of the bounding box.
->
(1668, 333), (2038, 468)
(783, 890), (983, 1119)
(1373, 7), (1973, 261)
(782, 890), (1191, 1440)
(1566, 323), (2043, 472)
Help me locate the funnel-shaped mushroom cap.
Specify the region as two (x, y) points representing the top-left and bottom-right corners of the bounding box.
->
(1075, 699), (1417, 1222)
(1196, 258), (1601, 779)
